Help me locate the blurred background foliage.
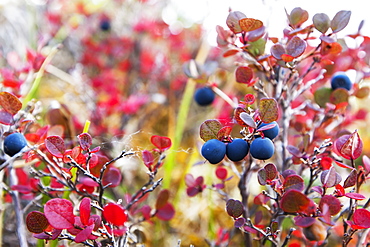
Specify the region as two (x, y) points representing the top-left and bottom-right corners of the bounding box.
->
(1, 0), (370, 246)
(0, 0), (242, 246)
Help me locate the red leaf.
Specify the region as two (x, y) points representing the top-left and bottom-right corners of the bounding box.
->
(103, 203), (127, 226)
(335, 184), (345, 196)
(319, 195), (341, 216)
(334, 160), (353, 169)
(74, 224), (94, 243)
(283, 175), (304, 192)
(286, 145), (304, 158)
(321, 166), (341, 188)
(294, 216), (315, 227)
(156, 202), (175, 221)
(235, 66), (254, 84)
(320, 157), (333, 170)
(78, 133), (93, 151)
(142, 150), (154, 169)
(264, 163), (278, 181)
(102, 167), (122, 187)
(234, 217), (246, 228)
(343, 169), (357, 188)
(363, 155), (370, 174)
(345, 193), (366, 200)
(334, 131), (363, 160)
(150, 135), (172, 151)
(234, 107), (249, 127)
(44, 199), (75, 229)
(280, 190), (311, 213)
(26, 211), (50, 233)
(226, 199), (244, 218)
(45, 135), (66, 158)
(244, 94), (256, 105)
(185, 174), (196, 187)
(353, 208), (370, 228)
(80, 197), (91, 226)
(0, 91), (22, 115)
(217, 126), (232, 140)
(156, 189), (170, 209)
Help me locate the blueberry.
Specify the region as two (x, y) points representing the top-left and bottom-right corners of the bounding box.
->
(194, 87), (215, 106)
(100, 19), (111, 31)
(331, 72), (352, 91)
(201, 139), (226, 164)
(258, 121), (280, 140)
(250, 137), (274, 160)
(3, 133), (27, 157)
(226, 138), (249, 162)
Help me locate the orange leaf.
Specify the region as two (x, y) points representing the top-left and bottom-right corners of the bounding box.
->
(0, 92), (22, 115)
(281, 54), (294, 62)
(239, 18), (263, 32)
(223, 49), (239, 57)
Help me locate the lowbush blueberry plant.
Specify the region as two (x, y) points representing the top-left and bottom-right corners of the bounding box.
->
(1, 1), (370, 247)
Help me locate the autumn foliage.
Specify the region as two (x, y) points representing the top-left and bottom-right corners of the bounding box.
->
(1, 1), (370, 247)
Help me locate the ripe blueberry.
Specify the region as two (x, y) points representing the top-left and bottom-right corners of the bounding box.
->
(226, 138), (249, 162)
(100, 19), (111, 31)
(250, 137), (274, 160)
(194, 87), (215, 106)
(258, 121), (280, 140)
(331, 72), (352, 91)
(3, 133), (27, 157)
(201, 139), (226, 164)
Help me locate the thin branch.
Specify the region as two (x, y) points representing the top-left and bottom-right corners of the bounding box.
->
(8, 162), (29, 247)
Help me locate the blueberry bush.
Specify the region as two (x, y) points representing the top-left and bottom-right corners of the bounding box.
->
(0, 1), (370, 247)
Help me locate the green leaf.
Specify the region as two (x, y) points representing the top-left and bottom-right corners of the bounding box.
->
(259, 98), (278, 123)
(313, 13), (330, 33)
(330, 88), (349, 105)
(331, 10), (351, 33)
(314, 87), (332, 107)
(248, 38), (266, 57)
(289, 7), (309, 27)
(199, 119), (222, 142)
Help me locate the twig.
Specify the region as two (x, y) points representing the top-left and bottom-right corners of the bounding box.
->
(281, 228), (296, 247)
(8, 162), (29, 247)
(238, 160), (253, 246)
(125, 178), (163, 211)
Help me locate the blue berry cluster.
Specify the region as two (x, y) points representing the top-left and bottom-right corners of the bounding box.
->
(201, 121), (280, 164)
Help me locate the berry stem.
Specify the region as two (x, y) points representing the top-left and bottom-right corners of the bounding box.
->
(211, 85), (238, 108)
